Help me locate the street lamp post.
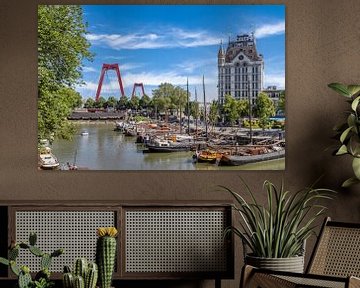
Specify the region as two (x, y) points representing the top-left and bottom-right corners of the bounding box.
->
(187, 78), (190, 136)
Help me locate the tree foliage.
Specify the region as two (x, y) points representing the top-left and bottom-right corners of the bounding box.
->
(38, 89), (81, 141)
(255, 92), (276, 129)
(129, 96), (140, 110)
(223, 95), (237, 125)
(38, 5), (93, 142)
(117, 95), (129, 110)
(139, 94), (151, 109)
(95, 97), (107, 109)
(188, 101), (200, 121)
(84, 98), (95, 109)
(106, 96), (118, 108)
(151, 83), (188, 120)
(278, 91), (285, 114)
(208, 100), (220, 130)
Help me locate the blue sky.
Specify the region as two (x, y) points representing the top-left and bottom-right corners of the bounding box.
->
(77, 5), (285, 101)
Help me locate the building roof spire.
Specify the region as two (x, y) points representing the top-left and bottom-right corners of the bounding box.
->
(218, 40), (224, 57)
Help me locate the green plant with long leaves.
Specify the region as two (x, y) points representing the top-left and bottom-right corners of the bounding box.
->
(222, 179), (335, 258)
(328, 83), (360, 187)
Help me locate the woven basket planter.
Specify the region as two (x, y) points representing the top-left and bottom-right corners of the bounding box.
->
(245, 254), (305, 273)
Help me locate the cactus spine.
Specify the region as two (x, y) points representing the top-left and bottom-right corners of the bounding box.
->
(85, 262), (98, 288)
(74, 275), (85, 288)
(75, 258), (88, 279)
(96, 227), (118, 288)
(63, 260), (98, 288)
(63, 271), (74, 288)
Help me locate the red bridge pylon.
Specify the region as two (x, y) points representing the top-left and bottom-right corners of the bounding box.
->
(95, 63), (125, 101)
(131, 83), (145, 97)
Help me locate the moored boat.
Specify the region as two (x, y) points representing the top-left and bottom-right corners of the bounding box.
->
(219, 146), (285, 166)
(38, 147), (60, 169)
(195, 150), (223, 163)
(144, 138), (193, 153)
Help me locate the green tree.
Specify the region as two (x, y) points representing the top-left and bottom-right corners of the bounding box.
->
(277, 91), (285, 114)
(139, 94), (151, 110)
(223, 94), (239, 126)
(38, 90), (77, 141)
(152, 83), (175, 121)
(84, 98), (95, 109)
(188, 101), (200, 121)
(208, 100), (220, 130)
(106, 96), (117, 108)
(174, 86), (188, 121)
(237, 99), (250, 117)
(117, 96), (128, 110)
(95, 97), (107, 109)
(129, 96), (140, 111)
(255, 92), (276, 129)
(38, 5), (93, 142)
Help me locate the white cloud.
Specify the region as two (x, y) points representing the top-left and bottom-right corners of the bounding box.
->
(119, 63), (143, 71)
(264, 73), (285, 89)
(82, 66), (97, 73)
(254, 21), (285, 39)
(175, 58), (216, 74)
(86, 27), (220, 50)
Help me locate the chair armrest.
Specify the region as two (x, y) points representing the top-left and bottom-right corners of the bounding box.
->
(349, 276), (360, 288)
(240, 265), (296, 288)
(240, 265), (350, 288)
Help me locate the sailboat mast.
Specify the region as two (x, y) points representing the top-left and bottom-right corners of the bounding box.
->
(248, 80), (253, 144)
(195, 87), (198, 140)
(187, 78), (190, 136)
(202, 75), (208, 141)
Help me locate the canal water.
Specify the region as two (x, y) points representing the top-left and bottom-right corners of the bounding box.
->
(51, 123), (285, 171)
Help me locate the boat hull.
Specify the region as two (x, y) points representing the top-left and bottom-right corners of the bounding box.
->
(196, 150), (222, 163)
(219, 149), (285, 166)
(145, 145), (192, 153)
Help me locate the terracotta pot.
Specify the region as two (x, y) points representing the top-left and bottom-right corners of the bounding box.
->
(245, 254), (305, 273)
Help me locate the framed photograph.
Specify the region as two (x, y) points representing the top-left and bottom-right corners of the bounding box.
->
(38, 4), (285, 171)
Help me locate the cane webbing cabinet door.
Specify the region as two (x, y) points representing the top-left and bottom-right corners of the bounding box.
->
(122, 205), (233, 279)
(9, 206), (119, 278)
(3, 202), (233, 283)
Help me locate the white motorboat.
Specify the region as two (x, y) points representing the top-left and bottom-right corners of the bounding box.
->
(38, 147), (60, 169)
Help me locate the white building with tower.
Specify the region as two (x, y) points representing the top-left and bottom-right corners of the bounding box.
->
(218, 33), (264, 105)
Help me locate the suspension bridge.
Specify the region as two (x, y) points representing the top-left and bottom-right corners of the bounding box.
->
(95, 63), (145, 101)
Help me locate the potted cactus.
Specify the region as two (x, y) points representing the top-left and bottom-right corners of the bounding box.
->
(96, 227), (118, 288)
(0, 232), (63, 288)
(62, 258), (98, 288)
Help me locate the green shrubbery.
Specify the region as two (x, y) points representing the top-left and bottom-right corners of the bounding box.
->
(242, 119), (285, 130)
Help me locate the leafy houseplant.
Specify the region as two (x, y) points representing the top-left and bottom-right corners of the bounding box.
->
(328, 83), (360, 187)
(0, 232), (63, 288)
(222, 179), (334, 272)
